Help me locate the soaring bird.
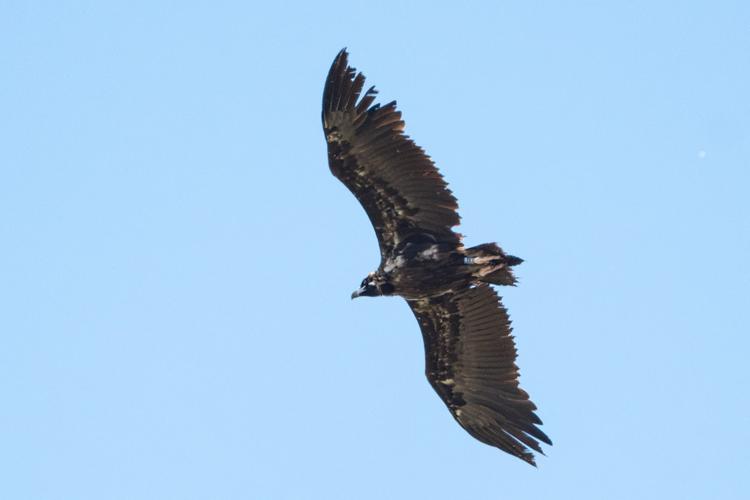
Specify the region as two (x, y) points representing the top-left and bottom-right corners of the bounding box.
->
(322, 49), (551, 465)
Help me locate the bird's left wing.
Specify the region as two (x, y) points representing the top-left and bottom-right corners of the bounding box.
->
(322, 49), (461, 259)
(407, 284), (551, 465)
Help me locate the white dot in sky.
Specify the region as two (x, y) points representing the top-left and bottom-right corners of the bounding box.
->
(698, 150), (707, 159)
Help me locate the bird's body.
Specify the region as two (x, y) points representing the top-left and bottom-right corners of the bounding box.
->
(376, 238), (466, 298)
(362, 238), (519, 299)
(322, 49), (551, 465)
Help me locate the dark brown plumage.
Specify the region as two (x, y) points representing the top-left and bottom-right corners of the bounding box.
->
(322, 49), (460, 258)
(322, 49), (550, 465)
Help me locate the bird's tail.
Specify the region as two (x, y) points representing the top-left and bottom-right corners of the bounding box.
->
(465, 243), (523, 286)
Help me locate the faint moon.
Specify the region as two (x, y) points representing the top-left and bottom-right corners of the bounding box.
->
(698, 150), (707, 159)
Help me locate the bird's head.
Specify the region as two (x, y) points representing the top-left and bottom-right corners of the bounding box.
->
(351, 272), (394, 299)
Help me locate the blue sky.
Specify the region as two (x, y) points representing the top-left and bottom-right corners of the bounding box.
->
(2, 1), (749, 499)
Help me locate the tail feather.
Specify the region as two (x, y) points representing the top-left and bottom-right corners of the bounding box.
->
(505, 254), (524, 267)
(465, 243), (522, 286)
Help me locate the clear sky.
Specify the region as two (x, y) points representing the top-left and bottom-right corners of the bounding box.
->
(2, 1), (749, 499)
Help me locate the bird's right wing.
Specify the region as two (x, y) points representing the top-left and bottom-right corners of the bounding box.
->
(407, 284), (551, 465)
(322, 49), (461, 259)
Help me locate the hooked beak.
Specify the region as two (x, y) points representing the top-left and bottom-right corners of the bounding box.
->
(351, 287), (366, 300)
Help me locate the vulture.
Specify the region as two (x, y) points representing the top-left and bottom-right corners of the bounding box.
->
(322, 49), (551, 466)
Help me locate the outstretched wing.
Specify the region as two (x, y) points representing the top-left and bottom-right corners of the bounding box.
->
(408, 284), (551, 465)
(322, 49), (461, 259)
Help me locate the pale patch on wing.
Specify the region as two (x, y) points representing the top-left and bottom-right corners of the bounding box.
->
(383, 255), (406, 273)
(419, 245), (441, 260)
